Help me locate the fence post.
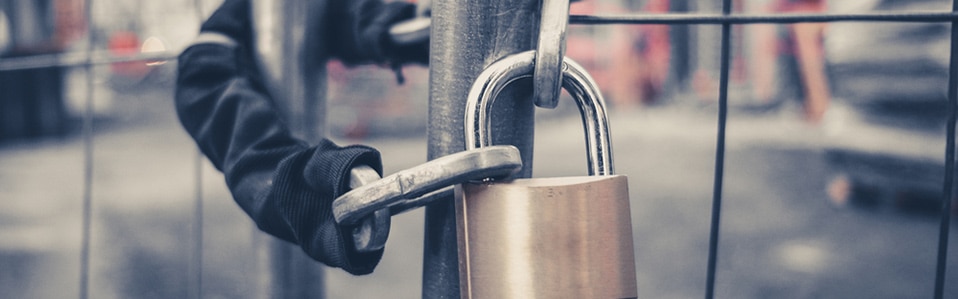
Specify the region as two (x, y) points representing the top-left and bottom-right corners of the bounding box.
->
(425, 0), (540, 297)
(252, 0), (327, 297)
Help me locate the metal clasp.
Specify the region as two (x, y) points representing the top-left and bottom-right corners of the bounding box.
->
(335, 145), (522, 252)
(533, 0), (571, 109)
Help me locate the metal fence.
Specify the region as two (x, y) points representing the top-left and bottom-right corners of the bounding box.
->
(0, 0), (955, 298)
(572, 3), (955, 298)
(569, 4), (956, 298)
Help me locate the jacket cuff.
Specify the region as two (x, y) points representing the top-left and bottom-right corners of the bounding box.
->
(302, 139), (385, 274)
(192, 32), (238, 48)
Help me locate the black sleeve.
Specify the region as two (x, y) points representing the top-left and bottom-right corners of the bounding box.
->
(174, 42), (385, 275)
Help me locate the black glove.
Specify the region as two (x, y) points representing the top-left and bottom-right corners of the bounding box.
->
(327, 0), (429, 66)
(269, 140), (386, 275)
(376, 2), (430, 66)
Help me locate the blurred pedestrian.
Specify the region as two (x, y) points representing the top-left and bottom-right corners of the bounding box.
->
(778, 0), (831, 123)
(174, 0), (426, 275)
(751, 0), (831, 123)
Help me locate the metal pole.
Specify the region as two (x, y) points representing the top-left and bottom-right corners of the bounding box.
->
(253, 0), (327, 141)
(934, 1), (958, 298)
(426, 0), (539, 297)
(705, 1), (733, 298)
(80, 0), (95, 297)
(668, 1), (691, 95)
(253, 0), (328, 297)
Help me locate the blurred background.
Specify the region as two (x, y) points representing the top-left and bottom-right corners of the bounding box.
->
(1, 0), (957, 298)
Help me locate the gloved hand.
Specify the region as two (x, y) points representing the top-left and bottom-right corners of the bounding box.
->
(178, 0), (386, 275)
(377, 3), (430, 66)
(267, 140), (386, 275)
(328, 0), (429, 66)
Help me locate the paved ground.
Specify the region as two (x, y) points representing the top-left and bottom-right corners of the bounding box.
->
(1, 83), (956, 298)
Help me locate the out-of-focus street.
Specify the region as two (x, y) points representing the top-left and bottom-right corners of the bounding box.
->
(0, 81), (955, 298)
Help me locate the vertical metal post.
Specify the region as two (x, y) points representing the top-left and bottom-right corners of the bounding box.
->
(190, 3), (207, 299)
(253, 0), (327, 141)
(705, 0), (732, 298)
(80, 1), (95, 298)
(426, 0), (540, 297)
(934, 1), (958, 298)
(253, 0), (328, 297)
(668, 1), (691, 95)
(190, 150), (203, 299)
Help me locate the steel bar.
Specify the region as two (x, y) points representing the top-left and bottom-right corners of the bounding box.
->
(190, 3), (206, 298)
(427, 0), (539, 297)
(79, 0), (96, 298)
(252, 0), (326, 297)
(570, 11), (958, 25)
(191, 151), (204, 299)
(254, 0), (327, 141)
(0, 51), (177, 72)
(705, 1), (733, 299)
(935, 2), (958, 298)
(668, 2), (692, 96)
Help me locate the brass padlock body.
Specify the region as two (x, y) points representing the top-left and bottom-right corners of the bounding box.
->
(456, 175), (637, 299)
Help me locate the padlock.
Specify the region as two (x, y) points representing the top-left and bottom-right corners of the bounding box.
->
(456, 50), (637, 299)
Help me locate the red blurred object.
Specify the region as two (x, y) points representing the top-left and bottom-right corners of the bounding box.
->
(108, 31), (149, 78)
(566, 0), (670, 107)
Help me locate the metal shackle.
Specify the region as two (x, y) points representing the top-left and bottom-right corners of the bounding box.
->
(465, 50), (614, 175)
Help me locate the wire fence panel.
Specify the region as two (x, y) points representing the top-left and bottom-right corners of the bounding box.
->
(0, 0), (955, 298)
(0, 1), (219, 298)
